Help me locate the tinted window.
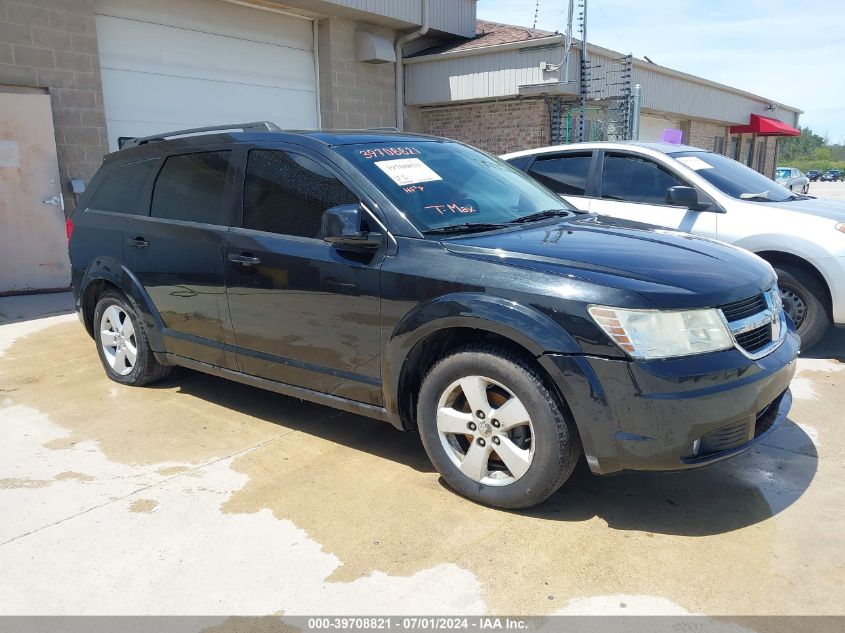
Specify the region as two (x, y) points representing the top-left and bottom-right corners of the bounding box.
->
(151, 151), (230, 224)
(88, 159), (156, 214)
(601, 154), (684, 205)
(243, 150), (357, 239)
(527, 153), (592, 195)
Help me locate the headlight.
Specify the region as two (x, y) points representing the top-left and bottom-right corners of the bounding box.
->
(588, 306), (734, 359)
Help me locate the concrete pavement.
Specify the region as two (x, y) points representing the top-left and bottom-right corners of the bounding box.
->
(0, 292), (843, 618)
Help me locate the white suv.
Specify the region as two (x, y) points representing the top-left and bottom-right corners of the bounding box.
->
(502, 141), (845, 349)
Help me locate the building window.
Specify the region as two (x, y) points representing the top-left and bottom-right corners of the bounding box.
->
(713, 136), (725, 155)
(730, 136), (740, 161)
(756, 141), (767, 173)
(744, 138), (754, 167)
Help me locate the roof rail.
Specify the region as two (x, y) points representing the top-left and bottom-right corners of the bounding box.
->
(122, 121), (281, 148)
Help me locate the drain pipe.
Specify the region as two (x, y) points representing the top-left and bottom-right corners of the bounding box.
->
(395, 0), (430, 130)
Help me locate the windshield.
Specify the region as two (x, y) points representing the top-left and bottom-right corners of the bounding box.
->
(670, 150), (796, 202)
(335, 141), (576, 234)
(775, 168), (791, 179)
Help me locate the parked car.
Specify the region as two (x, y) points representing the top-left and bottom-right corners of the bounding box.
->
(503, 141), (845, 349)
(68, 125), (798, 509)
(821, 169), (843, 182)
(807, 170), (822, 182)
(775, 167), (810, 194)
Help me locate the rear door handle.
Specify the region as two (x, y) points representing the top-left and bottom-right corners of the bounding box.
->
(126, 237), (149, 248)
(228, 253), (261, 266)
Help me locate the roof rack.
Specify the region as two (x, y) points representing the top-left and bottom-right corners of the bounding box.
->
(122, 121), (281, 148)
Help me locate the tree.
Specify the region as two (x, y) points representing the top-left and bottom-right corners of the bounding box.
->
(779, 126), (827, 161)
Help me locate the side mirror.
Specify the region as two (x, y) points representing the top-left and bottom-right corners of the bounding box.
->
(666, 185), (712, 211)
(321, 203), (382, 251)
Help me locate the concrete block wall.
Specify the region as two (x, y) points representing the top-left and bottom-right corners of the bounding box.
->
(0, 0), (107, 211)
(317, 17), (396, 129)
(684, 119), (729, 153)
(417, 99), (551, 155)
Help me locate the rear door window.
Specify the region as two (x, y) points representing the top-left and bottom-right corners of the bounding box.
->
(527, 153), (592, 195)
(151, 151), (231, 225)
(601, 154), (685, 205)
(87, 159), (157, 214)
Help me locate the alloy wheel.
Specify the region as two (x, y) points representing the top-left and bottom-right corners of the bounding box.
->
(99, 304), (137, 376)
(436, 375), (535, 486)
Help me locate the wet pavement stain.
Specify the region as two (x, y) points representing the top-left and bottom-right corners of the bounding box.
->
(129, 499), (158, 513)
(0, 322), (842, 614)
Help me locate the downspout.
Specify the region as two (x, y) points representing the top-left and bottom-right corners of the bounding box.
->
(395, 0), (430, 131)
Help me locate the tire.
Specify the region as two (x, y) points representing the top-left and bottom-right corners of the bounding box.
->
(416, 345), (581, 509)
(774, 265), (830, 350)
(93, 290), (171, 386)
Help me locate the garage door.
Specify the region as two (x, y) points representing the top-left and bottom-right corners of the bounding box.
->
(638, 115), (681, 143)
(96, 0), (319, 151)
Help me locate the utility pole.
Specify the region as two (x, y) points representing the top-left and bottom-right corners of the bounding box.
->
(631, 83), (641, 140)
(578, 0), (588, 142)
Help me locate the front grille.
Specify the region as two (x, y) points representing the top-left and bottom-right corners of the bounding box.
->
(736, 324), (773, 353)
(718, 290), (780, 357)
(720, 294), (767, 322)
(699, 418), (751, 454)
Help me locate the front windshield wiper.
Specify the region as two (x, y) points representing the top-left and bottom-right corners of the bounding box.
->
(423, 222), (511, 236)
(509, 209), (577, 224)
(739, 192), (772, 201)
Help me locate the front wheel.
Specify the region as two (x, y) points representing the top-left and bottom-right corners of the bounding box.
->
(775, 265), (830, 350)
(417, 345), (581, 509)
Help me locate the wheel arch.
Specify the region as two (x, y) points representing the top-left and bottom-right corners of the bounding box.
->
(384, 293), (583, 431)
(754, 250), (833, 314)
(79, 258), (167, 352)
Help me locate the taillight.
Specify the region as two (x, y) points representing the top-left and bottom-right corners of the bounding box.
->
(66, 218), (74, 243)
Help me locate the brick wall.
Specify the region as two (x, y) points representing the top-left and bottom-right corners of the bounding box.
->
(0, 0), (107, 211)
(684, 119), (729, 152)
(417, 99), (550, 155)
(317, 17), (396, 129)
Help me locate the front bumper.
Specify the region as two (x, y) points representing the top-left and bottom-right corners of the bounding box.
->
(540, 328), (800, 475)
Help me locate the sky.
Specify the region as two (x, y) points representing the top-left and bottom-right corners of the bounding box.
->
(478, 0), (845, 143)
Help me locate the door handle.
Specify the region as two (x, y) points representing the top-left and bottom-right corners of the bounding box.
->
(126, 237), (150, 248)
(228, 253), (261, 266)
(42, 195), (63, 207)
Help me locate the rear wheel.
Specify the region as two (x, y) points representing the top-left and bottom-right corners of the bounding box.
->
(774, 265), (830, 350)
(93, 290), (171, 386)
(417, 345), (580, 509)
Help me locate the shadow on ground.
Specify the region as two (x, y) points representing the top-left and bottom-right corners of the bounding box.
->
(162, 364), (818, 538)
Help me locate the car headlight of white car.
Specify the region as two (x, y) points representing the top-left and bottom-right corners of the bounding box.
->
(588, 306), (734, 359)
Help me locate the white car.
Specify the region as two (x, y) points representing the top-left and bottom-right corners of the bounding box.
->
(775, 166), (810, 194)
(502, 141), (845, 349)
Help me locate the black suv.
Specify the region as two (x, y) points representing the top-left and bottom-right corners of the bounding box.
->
(68, 123), (798, 509)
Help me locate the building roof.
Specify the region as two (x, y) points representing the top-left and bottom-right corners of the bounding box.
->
(414, 19), (558, 55)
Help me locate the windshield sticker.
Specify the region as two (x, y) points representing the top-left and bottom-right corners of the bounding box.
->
(676, 156), (713, 171)
(375, 158), (443, 186)
(360, 147), (421, 160)
(424, 202), (478, 216)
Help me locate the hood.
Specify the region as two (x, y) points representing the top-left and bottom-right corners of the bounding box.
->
(755, 196), (845, 221)
(441, 215), (775, 309)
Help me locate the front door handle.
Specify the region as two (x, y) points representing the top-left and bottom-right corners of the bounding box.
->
(126, 237), (149, 248)
(42, 195), (63, 207)
(228, 253), (261, 266)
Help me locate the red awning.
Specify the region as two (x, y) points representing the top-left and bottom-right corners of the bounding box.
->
(729, 114), (800, 137)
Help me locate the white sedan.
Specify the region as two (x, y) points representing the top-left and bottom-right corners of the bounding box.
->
(502, 141), (845, 349)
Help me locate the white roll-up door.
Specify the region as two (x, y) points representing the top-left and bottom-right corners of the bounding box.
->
(96, 0), (319, 150)
(638, 116), (681, 143)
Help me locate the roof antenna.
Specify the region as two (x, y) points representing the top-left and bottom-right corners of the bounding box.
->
(533, 0), (540, 29)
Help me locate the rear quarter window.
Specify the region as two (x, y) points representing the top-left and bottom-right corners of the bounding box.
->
(87, 159), (157, 214)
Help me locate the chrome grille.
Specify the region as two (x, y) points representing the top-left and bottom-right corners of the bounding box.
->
(719, 287), (784, 359)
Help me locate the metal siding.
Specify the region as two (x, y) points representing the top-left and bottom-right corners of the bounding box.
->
(321, 0), (475, 36)
(409, 44), (799, 126)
